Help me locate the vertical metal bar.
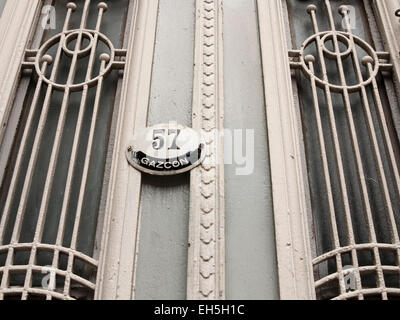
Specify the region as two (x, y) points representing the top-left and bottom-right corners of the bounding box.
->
(0, 60), (50, 300)
(307, 5), (363, 297)
(94, 0), (134, 263)
(45, 2), (107, 299)
(306, 54), (364, 298)
(324, 0), (387, 299)
(63, 56), (108, 297)
(20, 0), (93, 300)
(366, 59), (400, 277)
(0, 0), (52, 187)
(341, 5), (400, 293)
(0, 3), (77, 298)
(34, 1), (91, 244)
(0, 2), (75, 246)
(341, 1), (400, 273)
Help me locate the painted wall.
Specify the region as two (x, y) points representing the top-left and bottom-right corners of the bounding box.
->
(224, 0), (279, 299)
(134, 0), (195, 300)
(135, 0), (279, 299)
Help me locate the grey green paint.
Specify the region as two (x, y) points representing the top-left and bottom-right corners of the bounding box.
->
(223, 0), (279, 300)
(134, 0), (195, 300)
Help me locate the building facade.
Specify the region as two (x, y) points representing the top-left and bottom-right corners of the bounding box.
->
(0, 0), (400, 300)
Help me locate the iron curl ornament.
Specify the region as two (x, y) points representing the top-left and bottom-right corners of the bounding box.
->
(23, 2), (127, 91)
(289, 4), (391, 93)
(0, 0), (127, 300)
(289, 1), (400, 300)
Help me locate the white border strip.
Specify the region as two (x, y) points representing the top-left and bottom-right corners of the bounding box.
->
(257, 0), (315, 300)
(95, 0), (159, 300)
(187, 0), (225, 300)
(373, 0), (400, 100)
(0, 0), (41, 145)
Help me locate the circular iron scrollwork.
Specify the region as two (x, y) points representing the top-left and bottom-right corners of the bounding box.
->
(298, 31), (380, 93)
(35, 29), (115, 92)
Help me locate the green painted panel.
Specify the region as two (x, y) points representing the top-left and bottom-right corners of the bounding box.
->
(134, 0), (195, 300)
(224, 0), (279, 300)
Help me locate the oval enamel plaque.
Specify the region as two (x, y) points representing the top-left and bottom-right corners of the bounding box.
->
(126, 124), (205, 176)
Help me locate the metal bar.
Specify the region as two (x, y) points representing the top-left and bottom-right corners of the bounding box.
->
(0, 4), (76, 298)
(366, 59), (400, 280)
(0, 62), (46, 244)
(306, 56), (364, 298)
(0, 2), (76, 246)
(20, 1), (93, 300)
(0, 60), (49, 300)
(324, 0), (387, 299)
(307, 5), (363, 297)
(0, 0), (132, 300)
(305, 53), (341, 291)
(45, 2), (106, 299)
(340, 5), (400, 292)
(63, 56), (108, 297)
(341, 6), (400, 245)
(93, 0), (134, 264)
(312, 242), (400, 264)
(0, 242), (97, 265)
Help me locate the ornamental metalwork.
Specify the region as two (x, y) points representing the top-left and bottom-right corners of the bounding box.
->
(0, 1), (126, 300)
(289, 1), (400, 300)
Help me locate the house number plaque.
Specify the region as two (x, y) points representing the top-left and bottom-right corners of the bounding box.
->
(126, 123), (205, 176)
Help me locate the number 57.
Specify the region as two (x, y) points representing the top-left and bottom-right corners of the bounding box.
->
(152, 129), (181, 150)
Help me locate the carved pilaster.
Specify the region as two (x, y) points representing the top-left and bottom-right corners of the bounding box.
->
(187, 0), (225, 300)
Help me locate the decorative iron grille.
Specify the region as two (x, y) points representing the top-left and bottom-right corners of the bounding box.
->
(289, 0), (400, 300)
(0, 0), (129, 300)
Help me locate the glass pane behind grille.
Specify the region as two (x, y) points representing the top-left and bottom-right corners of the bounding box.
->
(287, 0), (400, 300)
(0, 0), (131, 300)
